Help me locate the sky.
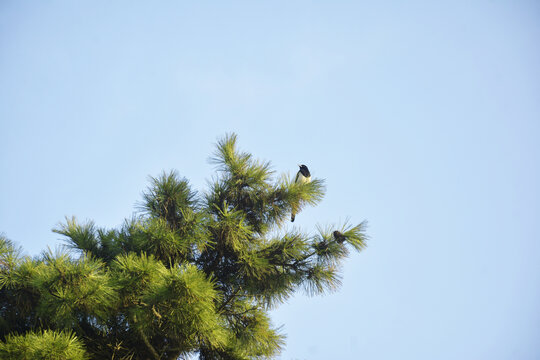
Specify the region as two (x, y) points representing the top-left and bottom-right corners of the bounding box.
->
(1, 1), (539, 359)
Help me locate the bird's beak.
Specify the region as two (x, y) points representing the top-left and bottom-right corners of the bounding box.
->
(297, 164), (301, 167)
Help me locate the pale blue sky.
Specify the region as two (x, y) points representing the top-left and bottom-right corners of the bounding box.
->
(1, 1), (539, 359)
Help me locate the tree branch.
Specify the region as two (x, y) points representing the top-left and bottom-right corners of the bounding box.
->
(218, 286), (242, 312)
(132, 314), (160, 360)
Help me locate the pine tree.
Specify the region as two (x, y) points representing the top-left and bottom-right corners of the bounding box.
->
(0, 134), (368, 359)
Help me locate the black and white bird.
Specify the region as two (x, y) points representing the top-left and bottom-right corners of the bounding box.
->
(291, 164), (311, 222)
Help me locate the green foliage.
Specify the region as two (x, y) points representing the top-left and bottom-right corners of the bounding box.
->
(33, 252), (116, 328)
(0, 329), (88, 360)
(141, 171), (198, 231)
(0, 134), (368, 359)
(0, 234), (21, 271)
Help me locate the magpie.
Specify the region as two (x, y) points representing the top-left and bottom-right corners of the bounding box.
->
(291, 164), (311, 222)
(333, 230), (346, 244)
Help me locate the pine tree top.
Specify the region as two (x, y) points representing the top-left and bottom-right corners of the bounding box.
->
(0, 134), (368, 360)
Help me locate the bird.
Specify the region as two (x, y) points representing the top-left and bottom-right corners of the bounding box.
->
(333, 230), (346, 244)
(291, 164), (311, 222)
